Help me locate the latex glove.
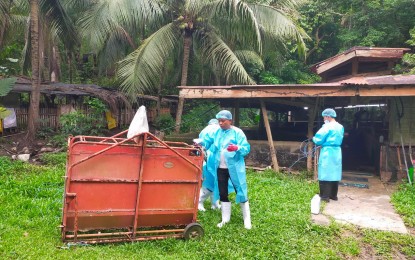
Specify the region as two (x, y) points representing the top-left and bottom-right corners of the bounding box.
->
(227, 144), (238, 152)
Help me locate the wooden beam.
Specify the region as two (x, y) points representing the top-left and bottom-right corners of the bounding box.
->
(260, 100), (279, 172)
(180, 85), (415, 99)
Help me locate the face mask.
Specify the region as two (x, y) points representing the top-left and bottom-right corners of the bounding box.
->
(324, 120), (329, 124)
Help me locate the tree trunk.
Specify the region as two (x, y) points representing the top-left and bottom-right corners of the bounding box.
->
(26, 0), (41, 144)
(175, 33), (192, 133)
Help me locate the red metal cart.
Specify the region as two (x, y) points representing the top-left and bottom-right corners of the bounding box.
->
(60, 131), (204, 244)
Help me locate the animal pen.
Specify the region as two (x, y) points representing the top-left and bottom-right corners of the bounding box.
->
(61, 131), (204, 244)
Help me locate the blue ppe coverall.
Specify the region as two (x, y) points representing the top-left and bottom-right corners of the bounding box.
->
(201, 126), (250, 203)
(199, 124), (221, 202)
(312, 121), (344, 181)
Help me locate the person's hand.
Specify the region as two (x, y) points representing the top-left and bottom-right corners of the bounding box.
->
(193, 138), (203, 147)
(227, 144), (238, 152)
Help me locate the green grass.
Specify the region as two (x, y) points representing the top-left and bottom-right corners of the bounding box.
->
(391, 182), (415, 228)
(1, 155), (415, 259)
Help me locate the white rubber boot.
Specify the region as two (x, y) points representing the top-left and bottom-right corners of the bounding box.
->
(217, 202), (231, 228)
(198, 188), (212, 211)
(240, 201), (252, 229)
(211, 194), (221, 210)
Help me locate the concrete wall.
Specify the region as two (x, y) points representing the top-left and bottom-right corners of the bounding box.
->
(389, 97), (415, 145)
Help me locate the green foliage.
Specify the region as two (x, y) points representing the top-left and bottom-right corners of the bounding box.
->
(40, 153), (67, 167)
(239, 108), (260, 127)
(0, 44), (22, 76)
(35, 125), (56, 140)
(391, 183), (415, 227)
(0, 107), (11, 119)
(299, 0), (415, 64)
(180, 101), (220, 133)
(259, 71), (281, 84)
(59, 111), (102, 136)
(395, 27), (415, 74)
(58, 98), (108, 138)
(259, 61), (320, 85)
(0, 77), (16, 97)
(154, 113), (175, 135)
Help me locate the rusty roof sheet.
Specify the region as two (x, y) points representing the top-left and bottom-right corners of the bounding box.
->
(310, 47), (410, 74)
(338, 75), (415, 85)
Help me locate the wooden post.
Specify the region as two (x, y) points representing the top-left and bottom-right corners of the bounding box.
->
(260, 100), (279, 172)
(307, 108), (317, 172)
(174, 97), (185, 133)
(307, 100), (319, 173)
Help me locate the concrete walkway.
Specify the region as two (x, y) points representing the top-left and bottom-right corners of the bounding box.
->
(312, 171), (408, 234)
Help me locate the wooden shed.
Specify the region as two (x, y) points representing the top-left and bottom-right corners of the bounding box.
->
(179, 47), (415, 178)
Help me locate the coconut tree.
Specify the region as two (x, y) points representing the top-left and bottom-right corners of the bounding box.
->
(23, 0), (79, 142)
(117, 0), (306, 132)
(79, 0), (306, 132)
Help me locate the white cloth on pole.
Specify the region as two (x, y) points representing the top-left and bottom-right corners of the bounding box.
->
(127, 106), (149, 138)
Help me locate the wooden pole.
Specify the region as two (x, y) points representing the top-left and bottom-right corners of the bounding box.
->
(307, 99), (320, 174)
(307, 107), (317, 172)
(260, 100), (279, 172)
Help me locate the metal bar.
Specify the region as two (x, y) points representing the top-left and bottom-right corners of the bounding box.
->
(132, 134), (147, 238)
(98, 129), (128, 143)
(70, 179), (199, 183)
(67, 234), (183, 244)
(66, 209), (195, 215)
(71, 179), (138, 183)
(65, 229), (185, 238)
(73, 196), (78, 242)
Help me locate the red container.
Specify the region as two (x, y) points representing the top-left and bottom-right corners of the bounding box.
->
(61, 131), (204, 244)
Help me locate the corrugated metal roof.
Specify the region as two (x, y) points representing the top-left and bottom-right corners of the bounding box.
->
(338, 75), (415, 85)
(310, 47), (410, 74)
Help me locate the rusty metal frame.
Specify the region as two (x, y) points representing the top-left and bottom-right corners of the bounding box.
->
(61, 131), (203, 244)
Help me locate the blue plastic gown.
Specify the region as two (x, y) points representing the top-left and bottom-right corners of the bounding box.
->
(201, 126), (250, 203)
(312, 121), (344, 181)
(199, 124), (220, 201)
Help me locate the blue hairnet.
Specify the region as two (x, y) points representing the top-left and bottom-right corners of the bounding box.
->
(216, 110), (232, 120)
(322, 108), (336, 118)
(208, 118), (219, 125)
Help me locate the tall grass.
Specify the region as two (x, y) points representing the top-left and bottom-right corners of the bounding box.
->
(0, 155), (414, 259)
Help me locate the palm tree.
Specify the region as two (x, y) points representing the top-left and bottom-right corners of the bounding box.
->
(26, 0), (41, 143)
(24, 0), (79, 142)
(81, 0), (307, 132)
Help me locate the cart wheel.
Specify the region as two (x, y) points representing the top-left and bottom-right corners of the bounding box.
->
(183, 223), (204, 240)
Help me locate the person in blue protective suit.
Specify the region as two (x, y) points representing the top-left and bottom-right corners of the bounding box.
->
(198, 119), (221, 211)
(312, 108), (344, 202)
(198, 110), (251, 229)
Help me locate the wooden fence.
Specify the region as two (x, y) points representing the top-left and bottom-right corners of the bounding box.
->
(13, 106), (171, 130)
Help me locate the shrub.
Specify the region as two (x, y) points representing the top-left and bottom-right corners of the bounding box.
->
(154, 113), (175, 135)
